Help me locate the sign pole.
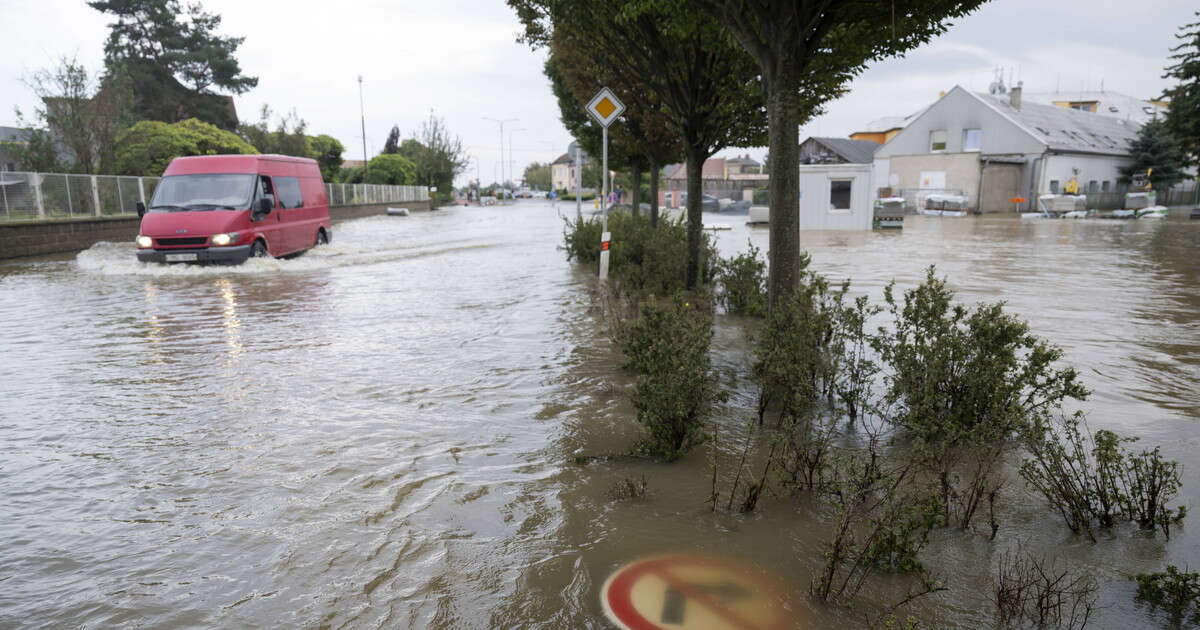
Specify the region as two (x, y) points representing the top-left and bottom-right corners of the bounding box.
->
(575, 146), (582, 221)
(599, 125), (610, 280)
(584, 87), (625, 282)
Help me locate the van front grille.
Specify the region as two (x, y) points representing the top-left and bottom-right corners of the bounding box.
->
(156, 237), (208, 246)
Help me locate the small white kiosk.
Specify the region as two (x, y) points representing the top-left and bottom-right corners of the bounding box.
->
(797, 163), (874, 231)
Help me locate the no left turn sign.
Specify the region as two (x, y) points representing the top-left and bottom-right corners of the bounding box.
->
(600, 554), (800, 629)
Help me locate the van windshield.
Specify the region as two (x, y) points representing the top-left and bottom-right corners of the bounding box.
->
(149, 174), (257, 211)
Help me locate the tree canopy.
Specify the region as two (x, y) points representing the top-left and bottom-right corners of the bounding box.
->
(88, 0), (257, 129)
(365, 154), (417, 186)
(1118, 118), (1188, 191)
(110, 117), (258, 175)
(694, 0), (988, 309)
(1161, 11), (1200, 169)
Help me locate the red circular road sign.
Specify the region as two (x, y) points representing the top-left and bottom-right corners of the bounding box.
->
(600, 554), (800, 630)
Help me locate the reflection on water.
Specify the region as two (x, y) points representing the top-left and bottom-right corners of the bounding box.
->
(0, 206), (1196, 628)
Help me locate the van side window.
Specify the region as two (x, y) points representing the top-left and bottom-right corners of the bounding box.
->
(275, 177), (304, 209)
(258, 176), (276, 206)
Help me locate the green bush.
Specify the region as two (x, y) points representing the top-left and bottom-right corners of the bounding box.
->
(715, 241), (767, 317)
(619, 295), (723, 460)
(1134, 565), (1200, 625)
(112, 118), (259, 176)
(366, 153), (417, 185)
(563, 210), (715, 301)
(753, 186), (769, 205)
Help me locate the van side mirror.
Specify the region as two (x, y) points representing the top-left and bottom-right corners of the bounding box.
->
(136, 201), (146, 218)
(252, 197), (273, 221)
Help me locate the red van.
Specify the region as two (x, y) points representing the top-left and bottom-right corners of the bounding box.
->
(135, 154), (332, 264)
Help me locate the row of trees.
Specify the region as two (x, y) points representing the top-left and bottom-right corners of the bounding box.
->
(5, 0), (469, 195)
(511, 0), (990, 310)
(516, 3), (1200, 308)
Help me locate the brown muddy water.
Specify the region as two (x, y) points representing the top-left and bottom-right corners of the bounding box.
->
(0, 202), (1197, 628)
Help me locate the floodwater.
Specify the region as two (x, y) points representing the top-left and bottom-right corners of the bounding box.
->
(0, 201), (1197, 628)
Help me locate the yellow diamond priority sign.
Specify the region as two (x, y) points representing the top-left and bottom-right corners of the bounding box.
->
(587, 87), (625, 128)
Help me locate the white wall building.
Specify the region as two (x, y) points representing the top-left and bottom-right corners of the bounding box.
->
(798, 163), (874, 230)
(873, 85), (1142, 212)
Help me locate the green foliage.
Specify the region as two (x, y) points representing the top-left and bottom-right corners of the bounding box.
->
(89, 0), (257, 129)
(873, 266), (1088, 530)
(366, 154), (417, 186)
(752, 186), (769, 206)
(810, 446), (944, 606)
(111, 118), (258, 175)
(309, 134), (344, 182)
(523, 162), (552, 190)
(1020, 412), (1186, 541)
(3, 122), (61, 172)
(392, 113), (468, 203)
(619, 295), (723, 460)
(1161, 12), (1200, 169)
(563, 210), (715, 301)
(1134, 565), (1200, 625)
(1118, 117), (1189, 190)
(715, 241), (767, 317)
(238, 105), (310, 156)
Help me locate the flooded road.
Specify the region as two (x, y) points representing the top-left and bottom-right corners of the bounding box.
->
(0, 202), (1197, 628)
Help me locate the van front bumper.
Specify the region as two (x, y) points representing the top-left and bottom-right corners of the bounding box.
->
(137, 244), (253, 264)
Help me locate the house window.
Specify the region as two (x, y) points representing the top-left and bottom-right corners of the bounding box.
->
(929, 130), (947, 152)
(1050, 180), (1060, 194)
(1102, 180), (1110, 192)
(829, 179), (852, 211)
(963, 129), (982, 152)
(1088, 180), (1098, 193)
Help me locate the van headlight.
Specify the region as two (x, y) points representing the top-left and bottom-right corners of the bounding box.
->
(211, 232), (238, 246)
(136, 235), (153, 248)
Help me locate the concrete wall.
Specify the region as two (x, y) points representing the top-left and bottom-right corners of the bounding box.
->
(1039, 154), (1130, 194)
(798, 163), (874, 231)
(886, 153), (981, 205)
(0, 200), (432, 260)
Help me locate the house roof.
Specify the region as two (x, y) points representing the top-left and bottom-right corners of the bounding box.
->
(1021, 90), (1168, 124)
(726, 155), (760, 166)
(665, 158), (726, 180)
(977, 91), (1140, 157)
(853, 107), (928, 134)
(552, 153), (572, 165)
(809, 137), (880, 164)
(0, 126), (26, 143)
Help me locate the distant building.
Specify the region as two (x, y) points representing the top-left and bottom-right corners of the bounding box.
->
(724, 154), (762, 176)
(551, 141), (589, 192)
(799, 137), (880, 164)
(1022, 90), (1168, 125)
(0, 126), (27, 172)
(873, 84), (1142, 212)
(851, 108), (926, 144)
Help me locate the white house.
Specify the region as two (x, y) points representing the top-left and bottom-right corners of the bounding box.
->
(798, 163), (875, 230)
(550, 141), (589, 192)
(873, 84), (1142, 212)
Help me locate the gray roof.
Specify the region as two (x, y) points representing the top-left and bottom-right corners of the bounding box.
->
(977, 92), (1140, 157)
(0, 126), (28, 143)
(811, 137), (880, 164)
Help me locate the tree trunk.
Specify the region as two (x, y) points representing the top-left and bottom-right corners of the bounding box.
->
(649, 156), (660, 228)
(685, 146), (706, 290)
(630, 166), (642, 217)
(766, 75), (802, 312)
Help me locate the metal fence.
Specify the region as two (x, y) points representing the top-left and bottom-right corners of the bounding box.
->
(0, 171), (429, 222)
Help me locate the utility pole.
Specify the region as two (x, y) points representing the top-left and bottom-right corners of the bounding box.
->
(358, 76), (368, 182)
(483, 117), (517, 202)
(509, 127), (525, 198)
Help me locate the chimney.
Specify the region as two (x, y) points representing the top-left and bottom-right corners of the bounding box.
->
(1010, 81), (1023, 110)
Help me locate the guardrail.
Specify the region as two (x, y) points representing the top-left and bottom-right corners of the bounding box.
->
(0, 171), (429, 221)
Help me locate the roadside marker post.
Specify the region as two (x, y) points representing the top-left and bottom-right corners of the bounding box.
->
(586, 87), (625, 280)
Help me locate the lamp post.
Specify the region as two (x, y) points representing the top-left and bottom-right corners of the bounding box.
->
(482, 117), (517, 201)
(509, 127), (525, 198)
(358, 75), (368, 182)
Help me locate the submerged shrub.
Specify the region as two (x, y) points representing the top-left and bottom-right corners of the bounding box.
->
(562, 210), (716, 301)
(993, 547), (1097, 630)
(1134, 565), (1200, 625)
(873, 266), (1089, 531)
(619, 294), (723, 460)
(715, 241), (767, 317)
(1020, 412), (1186, 541)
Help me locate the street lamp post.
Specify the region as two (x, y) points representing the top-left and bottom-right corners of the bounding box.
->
(509, 127), (525, 198)
(483, 117), (517, 201)
(358, 75), (368, 182)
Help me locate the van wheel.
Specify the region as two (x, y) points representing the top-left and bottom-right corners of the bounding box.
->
(316, 229), (329, 246)
(250, 240), (269, 258)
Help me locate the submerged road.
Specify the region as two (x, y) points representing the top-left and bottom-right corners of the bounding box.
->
(0, 201), (1197, 627)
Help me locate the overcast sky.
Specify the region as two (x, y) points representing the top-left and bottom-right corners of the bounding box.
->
(2, 0), (1196, 186)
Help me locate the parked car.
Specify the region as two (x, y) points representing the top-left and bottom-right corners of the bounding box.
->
(135, 154), (332, 264)
(702, 194), (720, 213)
